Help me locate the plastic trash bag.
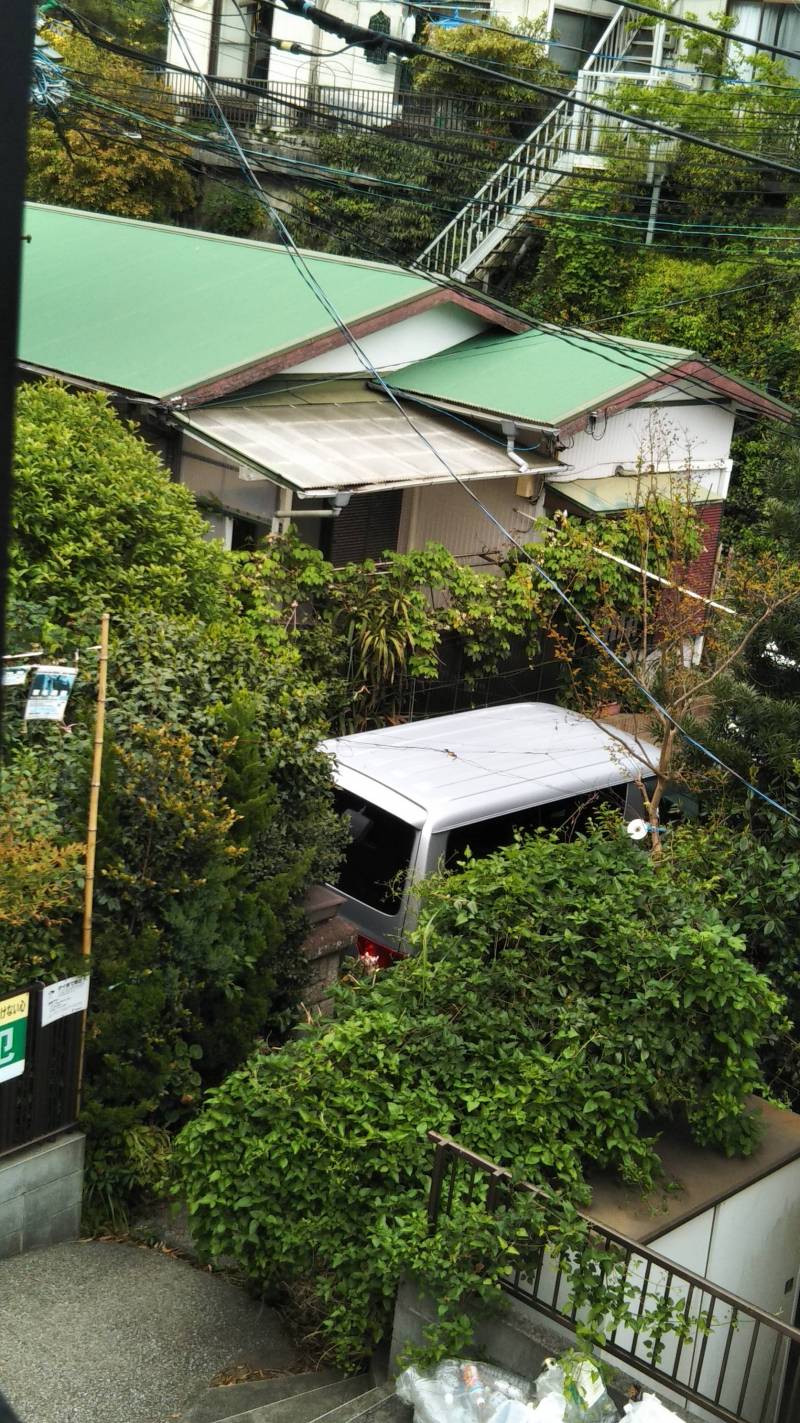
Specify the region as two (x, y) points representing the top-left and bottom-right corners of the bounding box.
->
(622, 1395), (682, 1421)
(395, 1359), (565, 1423)
(535, 1357), (619, 1423)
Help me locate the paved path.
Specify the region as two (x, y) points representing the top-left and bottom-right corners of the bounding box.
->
(0, 1240), (298, 1423)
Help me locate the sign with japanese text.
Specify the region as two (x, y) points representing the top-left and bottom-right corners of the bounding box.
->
(0, 994), (29, 1085)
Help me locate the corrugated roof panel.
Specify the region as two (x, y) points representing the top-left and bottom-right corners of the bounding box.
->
(19, 205), (435, 398)
(385, 326), (691, 427)
(177, 391), (562, 493)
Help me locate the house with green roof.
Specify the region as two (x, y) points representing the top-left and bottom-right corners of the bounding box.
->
(18, 203), (792, 574)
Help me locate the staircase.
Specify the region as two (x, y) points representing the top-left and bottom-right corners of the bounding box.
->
(176, 1367), (412, 1423)
(416, 8), (669, 284)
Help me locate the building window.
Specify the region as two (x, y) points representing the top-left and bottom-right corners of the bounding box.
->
(727, 1), (800, 77)
(365, 11), (391, 64)
(550, 8), (609, 74)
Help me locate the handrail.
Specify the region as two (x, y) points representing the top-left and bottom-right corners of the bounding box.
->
(427, 1132), (800, 1423)
(415, 5), (659, 278)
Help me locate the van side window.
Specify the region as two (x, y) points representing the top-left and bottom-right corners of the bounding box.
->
(333, 789), (417, 914)
(445, 785), (627, 867)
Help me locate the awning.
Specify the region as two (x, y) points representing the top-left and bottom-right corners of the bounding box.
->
(546, 465), (728, 513)
(174, 382), (563, 496)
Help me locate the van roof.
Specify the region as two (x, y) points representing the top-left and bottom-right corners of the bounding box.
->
(321, 703), (658, 833)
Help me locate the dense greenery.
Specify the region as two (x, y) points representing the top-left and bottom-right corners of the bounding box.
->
(11, 382), (224, 621)
(291, 20), (562, 264)
(28, 26), (194, 222)
(3, 384), (343, 1222)
(175, 825), (780, 1366)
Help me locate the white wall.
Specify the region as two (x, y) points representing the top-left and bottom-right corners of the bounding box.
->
(558, 401), (736, 490)
(397, 475), (535, 565)
(168, 0), (410, 95)
(286, 303), (491, 375)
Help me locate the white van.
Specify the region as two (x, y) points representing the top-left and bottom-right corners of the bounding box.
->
(321, 702), (657, 962)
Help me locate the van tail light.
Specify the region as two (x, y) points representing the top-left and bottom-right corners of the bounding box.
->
(356, 935), (405, 970)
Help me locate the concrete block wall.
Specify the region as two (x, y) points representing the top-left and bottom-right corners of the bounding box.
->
(0, 1132), (85, 1259)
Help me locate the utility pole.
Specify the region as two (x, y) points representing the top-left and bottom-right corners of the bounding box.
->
(0, 4), (37, 724)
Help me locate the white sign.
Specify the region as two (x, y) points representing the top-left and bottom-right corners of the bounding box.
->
(1, 666), (30, 687)
(41, 975), (90, 1027)
(24, 665), (77, 721)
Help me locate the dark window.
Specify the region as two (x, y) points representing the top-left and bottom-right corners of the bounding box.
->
(445, 784), (628, 866)
(365, 11), (391, 64)
(327, 490), (403, 565)
(230, 515), (261, 551)
(333, 788), (417, 913)
(550, 8), (608, 73)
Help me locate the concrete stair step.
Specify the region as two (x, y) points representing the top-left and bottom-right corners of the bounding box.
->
(222, 1374), (376, 1423)
(178, 1372), (362, 1423)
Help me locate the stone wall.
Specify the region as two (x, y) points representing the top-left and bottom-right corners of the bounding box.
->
(0, 1132), (85, 1259)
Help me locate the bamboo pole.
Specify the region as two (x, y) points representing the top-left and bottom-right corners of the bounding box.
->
(82, 613), (110, 960)
(77, 613), (109, 1107)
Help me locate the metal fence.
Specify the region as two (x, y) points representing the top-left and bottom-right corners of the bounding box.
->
(0, 987), (82, 1160)
(164, 71), (535, 143)
(427, 1132), (800, 1423)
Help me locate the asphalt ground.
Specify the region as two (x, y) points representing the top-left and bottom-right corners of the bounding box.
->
(0, 1239), (297, 1423)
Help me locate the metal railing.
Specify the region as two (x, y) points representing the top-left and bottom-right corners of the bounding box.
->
(416, 7), (664, 278)
(0, 986), (82, 1159)
(165, 71), (530, 143)
(427, 1133), (800, 1423)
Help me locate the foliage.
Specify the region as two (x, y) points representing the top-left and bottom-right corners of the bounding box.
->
(174, 824), (780, 1367)
(11, 382), (226, 623)
(0, 756), (84, 993)
(411, 16), (561, 129)
(195, 182), (269, 239)
(290, 20), (561, 263)
(291, 131), (491, 265)
(229, 506), (697, 730)
(54, 0), (167, 54)
(27, 25), (194, 221)
(4, 384), (346, 1222)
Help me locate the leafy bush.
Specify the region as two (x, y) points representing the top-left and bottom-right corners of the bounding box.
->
(11, 382), (225, 621)
(175, 825), (780, 1366)
(27, 26), (194, 220)
(196, 183), (269, 239)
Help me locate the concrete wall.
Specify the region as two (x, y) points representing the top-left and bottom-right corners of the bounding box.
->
(0, 1133), (85, 1260)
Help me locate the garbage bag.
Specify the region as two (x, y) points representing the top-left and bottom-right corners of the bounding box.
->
(395, 1359), (562, 1423)
(535, 1357), (619, 1423)
(622, 1395), (682, 1421)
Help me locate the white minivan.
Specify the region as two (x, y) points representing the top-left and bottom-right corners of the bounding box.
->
(321, 702), (657, 963)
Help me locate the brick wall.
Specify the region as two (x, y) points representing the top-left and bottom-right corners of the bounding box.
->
(683, 502), (722, 598)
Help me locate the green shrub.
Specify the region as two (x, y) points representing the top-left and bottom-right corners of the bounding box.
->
(175, 825), (780, 1366)
(11, 382), (225, 621)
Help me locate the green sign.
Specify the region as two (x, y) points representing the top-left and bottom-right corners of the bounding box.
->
(0, 993), (29, 1085)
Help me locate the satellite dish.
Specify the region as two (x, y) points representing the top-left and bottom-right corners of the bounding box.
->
(626, 818), (649, 841)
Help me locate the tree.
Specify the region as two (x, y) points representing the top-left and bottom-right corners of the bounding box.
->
(175, 825), (780, 1366)
(27, 25), (194, 222)
(11, 381), (225, 621)
(61, 0), (167, 55)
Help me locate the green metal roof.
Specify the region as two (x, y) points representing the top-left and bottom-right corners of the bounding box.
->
(384, 326), (695, 427)
(18, 205), (436, 399)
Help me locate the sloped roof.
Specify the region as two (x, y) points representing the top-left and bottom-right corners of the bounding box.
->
(176, 380), (561, 495)
(384, 325), (795, 427)
(17, 205), (441, 400)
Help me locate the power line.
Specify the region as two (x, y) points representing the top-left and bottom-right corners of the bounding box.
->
(157, 0), (800, 824)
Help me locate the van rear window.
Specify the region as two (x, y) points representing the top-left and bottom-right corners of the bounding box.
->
(333, 789), (417, 915)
